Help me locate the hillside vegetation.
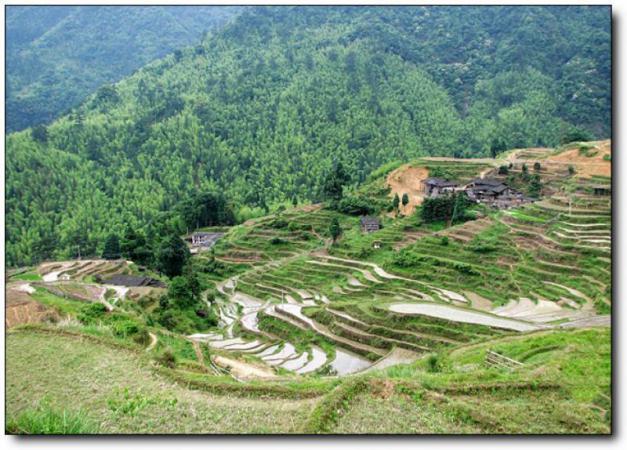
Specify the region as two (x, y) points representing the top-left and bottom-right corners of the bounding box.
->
(5, 6), (610, 267)
(6, 5), (241, 132)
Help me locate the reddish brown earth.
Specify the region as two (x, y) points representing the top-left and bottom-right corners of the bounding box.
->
(5, 288), (58, 329)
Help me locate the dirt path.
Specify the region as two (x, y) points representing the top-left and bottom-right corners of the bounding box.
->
(192, 340), (205, 364)
(146, 332), (158, 352)
(386, 164), (429, 215)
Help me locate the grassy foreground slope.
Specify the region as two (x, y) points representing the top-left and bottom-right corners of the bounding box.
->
(6, 326), (609, 434)
(6, 329), (314, 434)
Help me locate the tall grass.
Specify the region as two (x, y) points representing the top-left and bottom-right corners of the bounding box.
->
(7, 400), (99, 434)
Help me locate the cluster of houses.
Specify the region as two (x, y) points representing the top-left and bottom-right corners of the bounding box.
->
(358, 175), (532, 236)
(422, 176), (530, 209)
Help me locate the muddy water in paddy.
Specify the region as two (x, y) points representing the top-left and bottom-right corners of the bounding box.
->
(389, 303), (540, 332)
(330, 348), (371, 375)
(296, 346), (327, 374)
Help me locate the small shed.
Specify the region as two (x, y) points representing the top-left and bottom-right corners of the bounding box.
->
(190, 232), (224, 248)
(360, 216), (381, 233)
(592, 185), (611, 196)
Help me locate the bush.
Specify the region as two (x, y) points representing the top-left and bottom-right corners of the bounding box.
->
(77, 303), (108, 324)
(269, 219), (288, 229)
(440, 236), (449, 246)
(498, 165), (509, 175)
(428, 166), (454, 179)
(270, 237), (286, 245)
(132, 328), (151, 346)
(426, 354), (441, 373)
(469, 237), (498, 253)
(337, 194), (376, 215)
(155, 348), (177, 368)
(112, 319), (140, 338)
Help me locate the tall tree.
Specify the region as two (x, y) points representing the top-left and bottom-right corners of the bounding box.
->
(157, 235), (191, 278)
(102, 234), (121, 260)
(329, 217), (342, 244)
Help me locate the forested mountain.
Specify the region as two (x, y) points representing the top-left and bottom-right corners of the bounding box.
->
(5, 5), (241, 131)
(6, 6), (611, 266)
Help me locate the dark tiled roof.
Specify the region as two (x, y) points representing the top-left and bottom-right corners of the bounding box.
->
(104, 274), (165, 288)
(360, 216), (380, 226)
(424, 177), (458, 187)
(470, 178), (503, 186)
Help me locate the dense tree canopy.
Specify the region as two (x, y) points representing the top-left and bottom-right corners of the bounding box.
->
(6, 5), (240, 132)
(5, 6), (610, 266)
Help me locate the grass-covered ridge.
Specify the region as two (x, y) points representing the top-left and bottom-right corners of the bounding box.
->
(6, 325), (610, 434)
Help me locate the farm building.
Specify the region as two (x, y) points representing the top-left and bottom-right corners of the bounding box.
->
(188, 231), (224, 249)
(360, 216), (381, 233)
(100, 274), (166, 288)
(421, 177), (459, 197)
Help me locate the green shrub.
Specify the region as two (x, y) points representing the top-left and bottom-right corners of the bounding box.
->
(77, 303), (108, 324)
(112, 319), (140, 338)
(427, 354), (442, 373)
(337, 194), (376, 215)
(270, 219), (288, 229)
(132, 328), (151, 346)
(155, 348), (177, 368)
(270, 237), (286, 245)
(469, 237), (498, 253)
(440, 236), (449, 246)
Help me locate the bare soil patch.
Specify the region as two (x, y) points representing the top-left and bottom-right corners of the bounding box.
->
(547, 140), (611, 178)
(5, 289), (58, 328)
(386, 164), (429, 215)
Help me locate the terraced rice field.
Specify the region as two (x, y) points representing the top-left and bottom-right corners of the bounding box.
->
(188, 165), (610, 379)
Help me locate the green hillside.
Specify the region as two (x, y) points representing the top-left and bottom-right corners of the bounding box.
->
(6, 5), (241, 132)
(6, 6), (610, 267)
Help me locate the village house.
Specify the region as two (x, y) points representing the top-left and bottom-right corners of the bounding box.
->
(421, 177), (459, 197)
(465, 178), (526, 208)
(360, 216), (381, 233)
